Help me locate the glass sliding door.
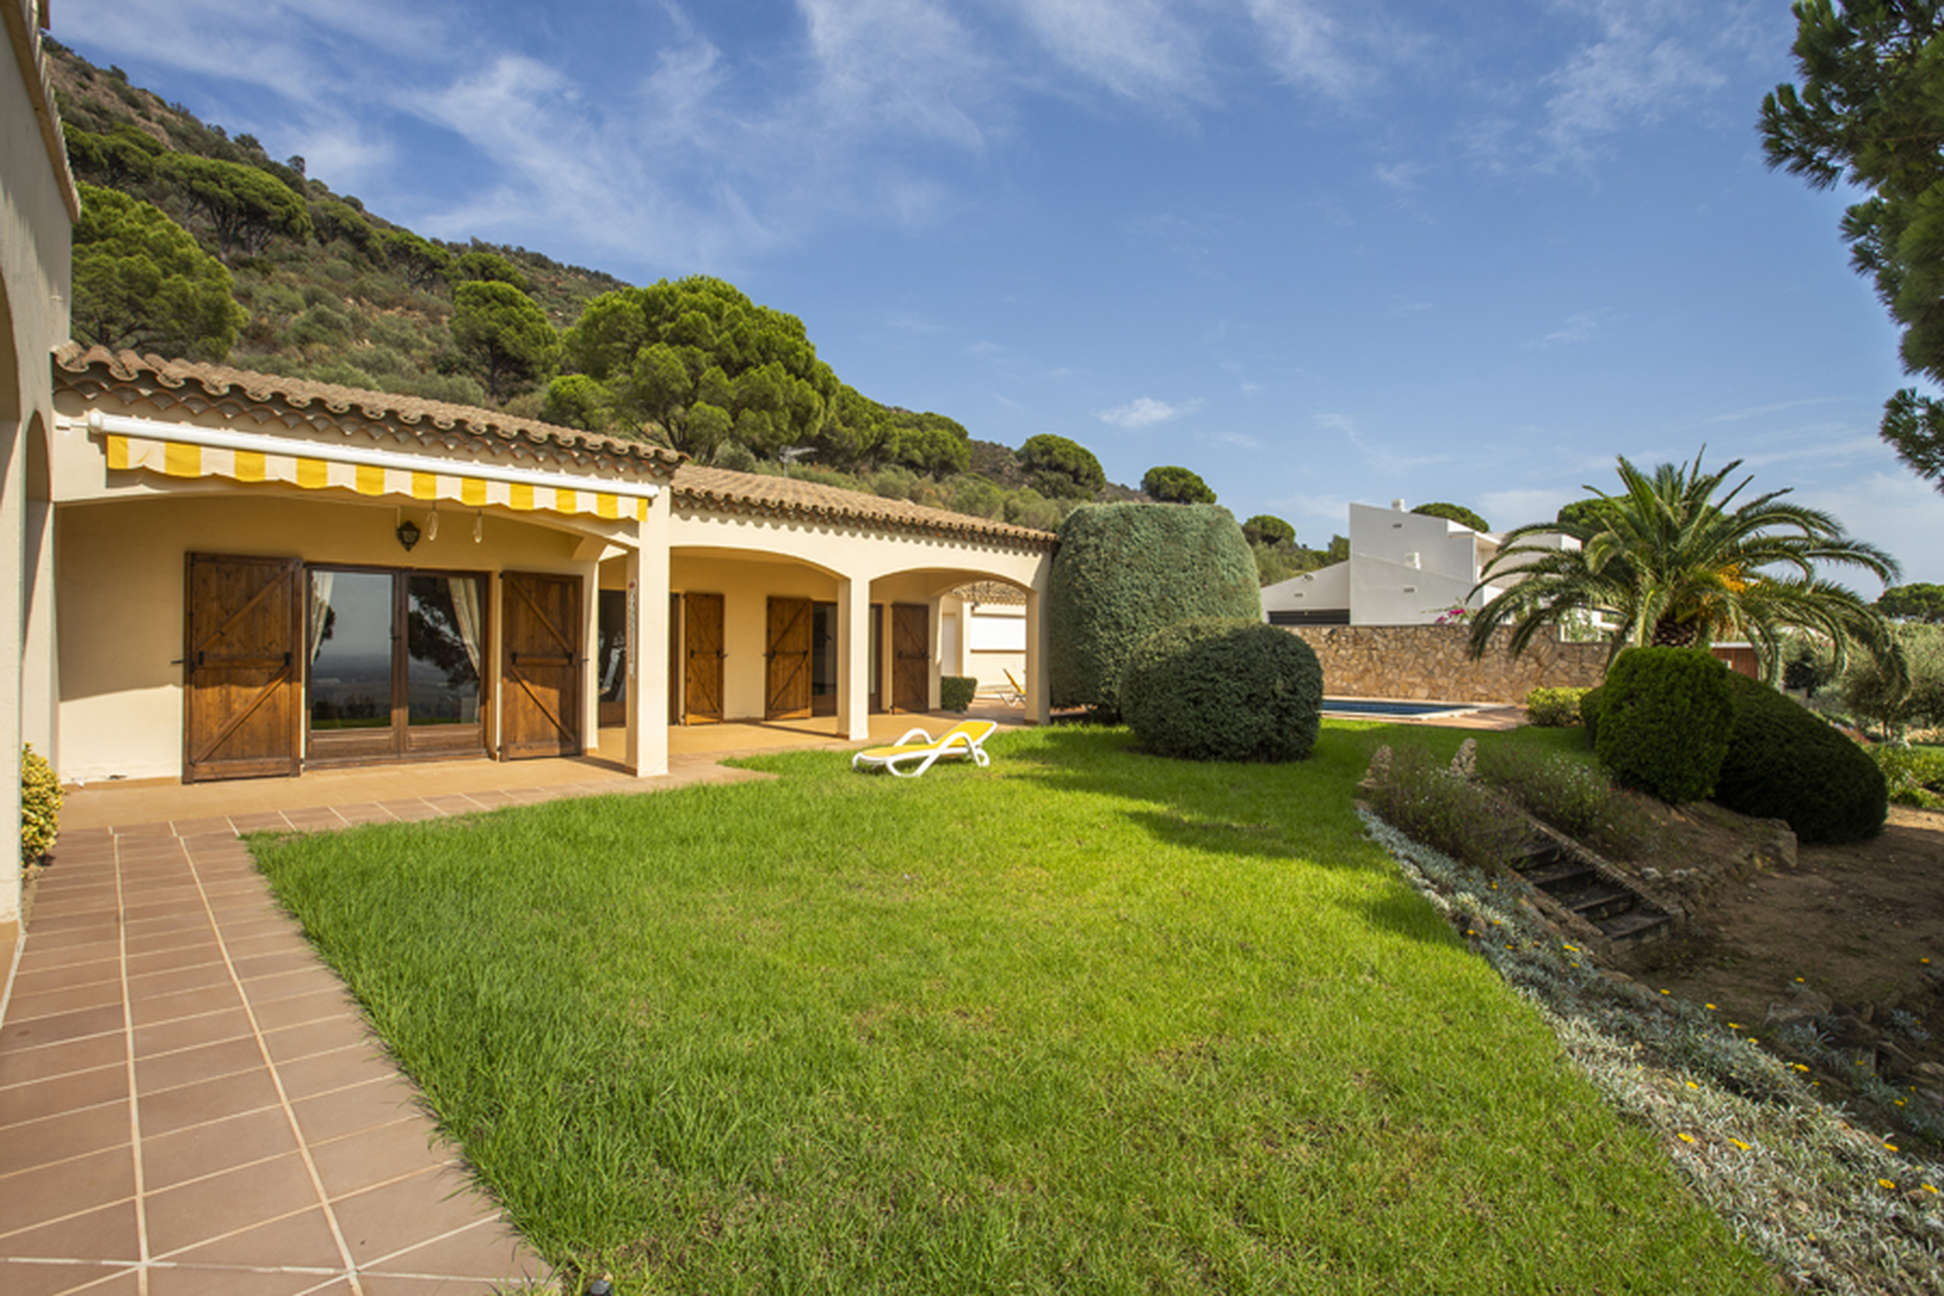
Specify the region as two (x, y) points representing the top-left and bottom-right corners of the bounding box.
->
(306, 566), (488, 765)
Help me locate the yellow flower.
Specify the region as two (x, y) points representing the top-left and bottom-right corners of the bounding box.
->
(1677, 1133), (1695, 1144)
(1705, 1003), (1717, 1011)
(1465, 929), (1477, 936)
(1686, 1080), (1699, 1090)
(1748, 1037), (1760, 1044)
(1922, 957), (1931, 965)
(1896, 1099), (1906, 1107)
(1563, 944), (1579, 953)
(1728, 1022), (1741, 1030)
(1886, 1143), (1899, 1152)
(1570, 962), (1581, 969)
(1793, 1063), (1810, 1072)
(1659, 988), (1671, 995)
(1924, 1184), (1939, 1195)
(1728, 1138), (1750, 1151)
(1879, 1178), (1897, 1190)
(1794, 976), (1805, 983)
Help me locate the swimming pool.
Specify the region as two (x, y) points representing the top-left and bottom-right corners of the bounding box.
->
(1320, 698), (1471, 717)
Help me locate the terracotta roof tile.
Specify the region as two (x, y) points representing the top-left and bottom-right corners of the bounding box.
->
(672, 464), (1056, 549)
(52, 343), (684, 475)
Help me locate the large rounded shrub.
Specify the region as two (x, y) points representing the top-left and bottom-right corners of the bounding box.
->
(1121, 619), (1323, 761)
(1715, 672), (1886, 843)
(1593, 647), (1734, 803)
(1047, 503), (1259, 717)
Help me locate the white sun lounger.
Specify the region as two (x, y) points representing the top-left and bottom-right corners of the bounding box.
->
(850, 720), (999, 778)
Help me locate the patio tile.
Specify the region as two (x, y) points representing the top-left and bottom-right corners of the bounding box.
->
(132, 1007), (254, 1058)
(0, 1260), (141, 1296)
(11, 953), (119, 991)
(262, 1016), (373, 1064)
(124, 961), (232, 999)
(129, 983), (243, 1028)
(144, 1150), (321, 1256)
(331, 802), (396, 824)
(283, 808), (348, 829)
(311, 1116), (453, 1199)
(0, 1145), (136, 1236)
(421, 796), (481, 816)
(246, 968), (351, 1009)
(291, 1076), (426, 1144)
(250, 987), (357, 1032)
(276, 1043), (399, 1101)
(356, 1276), (516, 1296)
(170, 817), (237, 837)
(19, 930), (121, 960)
(0, 1065), (127, 1127)
(0, 1199), (139, 1264)
(0, 1004), (125, 1052)
(123, 942), (222, 977)
(148, 1266), (341, 1296)
(0, 1032), (123, 1089)
(232, 950), (326, 981)
(25, 909), (122, 936)
(134, 1035), (265, 1093)
(220, 929), (315, 959)
(0, 1101), (129, 1176)
(380, 802), (442, 822)
(161, 1206), (342, 1269)
(5, 980), (124, 1022)
(365, 1216), (545, 1285)
(141, 1106), (301, 1192)
(122, 927), (216, 958)
(139, 1065), (280, 1137)
(331, 1166), (494, 1267)
(227, 812), (294, 832)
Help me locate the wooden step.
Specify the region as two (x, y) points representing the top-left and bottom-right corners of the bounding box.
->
(1525, 862), (1596, 889)
(1562, 886), (1636, 922)
(1597, 910), (1673, 941)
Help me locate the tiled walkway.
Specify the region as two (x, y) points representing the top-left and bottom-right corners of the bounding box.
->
(0, 831), (551, 1295)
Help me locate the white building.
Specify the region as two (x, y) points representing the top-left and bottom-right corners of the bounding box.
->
(1261, 500), (1575, 627)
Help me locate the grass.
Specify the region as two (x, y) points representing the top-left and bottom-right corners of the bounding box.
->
(252, 723), (1774, 1294)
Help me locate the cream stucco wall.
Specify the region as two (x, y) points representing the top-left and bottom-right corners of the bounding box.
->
(4, 0), (77, 933)
(56, 491), (599, 781)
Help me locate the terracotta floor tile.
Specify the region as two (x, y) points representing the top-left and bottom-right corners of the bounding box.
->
(245, 968), (346, 1007)
(134, 1035), (266, 1094)
(141, 1106), (301, 1192)
(332, 802), (396, 823)
(129, 984), (244, 1029)
(132, 1007), (253, 1058)
(232, 950), (325, 981)
(139, 1065), (280, 1137)
(292, 1076), (427, 1145)
(311, 1116), (453, 1200)
(366, 1216), (545, 1284)
(0, 1100), (130, 1176)
(147, 1265), (341, 1296)
(65, 1269), (142, 1296)
(0, 1004), (125, 1052)
(421, 797), (481, 815)
(0, 1144), (136, 1236)
(5, 980), (125, 1022)
(0, 1259), (141, 1296)
(283, 809), (348, 828)
(122, 942), (222, 977)
(125, 960), (232, 999)
(122, 927), (216, 958)
(227, 813), (293, 831)
(0, 1064), (127, 1128)
(380, 803), (441, 822)
(331, 1167), (494, 1268)
(0, 1199), (139, 1264)
(250, 987), (356, 1032)
(0, 1032), (124, 1089)
(262, 1016), (373, 1064)
(169, 817), (237, 837)
(160, 1206), (343, 1270)
(276, 1044), (399, 1101)
(9, 957), (120, 996)
(25, 909), (122, 936)
(17, 933), (121, 964)
(219, 930), (314, 959)
(211, 914), (302, 943)
(355, 1277), (518, 1296)
(144, 1151), (322, 1256)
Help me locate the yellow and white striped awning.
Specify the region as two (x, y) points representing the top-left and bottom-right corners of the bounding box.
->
(90, 411), (659, 521)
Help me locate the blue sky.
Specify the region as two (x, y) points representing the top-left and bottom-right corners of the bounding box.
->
(64, 0), (1944, 583)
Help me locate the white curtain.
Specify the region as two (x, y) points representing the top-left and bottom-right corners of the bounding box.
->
(307, 571), (334, 662)
(448, 576), (483, 679)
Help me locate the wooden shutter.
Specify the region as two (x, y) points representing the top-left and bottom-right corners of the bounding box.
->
(500, 572), (582, 759)
(892, 603), (929, 713)
(683, 592), (724, 723)
(183, 554), (302, 783)
(764, 597), (813, 720)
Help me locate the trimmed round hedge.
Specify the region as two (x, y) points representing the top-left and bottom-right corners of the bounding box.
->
(1047, 503), (1260, 717)
(1715, 672), (1886, 843)
(1593, 647), (1734, 803)
(1121, 619), (1323, 762)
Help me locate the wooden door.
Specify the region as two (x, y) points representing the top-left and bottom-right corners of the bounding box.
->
(765, 597), (813, 720)
(892, 602), (929, 714)
(500, 572), (581, 759)
(683, 592), (724, 723)
(184, 554), (303, 783)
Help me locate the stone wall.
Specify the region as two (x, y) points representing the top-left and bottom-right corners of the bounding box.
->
(1287, 624), (1607, 704)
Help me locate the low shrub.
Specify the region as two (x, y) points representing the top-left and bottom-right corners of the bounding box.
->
(1874, 746), (1944, 810)
(1475, 744), (1659, 860)
(940, 675), (977, 713)
(1715, 673), (1887, 843)
(1363, 745), (1527, 873)
(1579, 684), (1606, 746)
(1120, 618), (1322, 762)
(1524, 686), (1589, 727)
(1593, 648), (1734, 803)
(21, 743), (61, 864)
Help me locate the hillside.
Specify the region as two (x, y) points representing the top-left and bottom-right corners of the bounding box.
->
(48, 40), (1334, 573)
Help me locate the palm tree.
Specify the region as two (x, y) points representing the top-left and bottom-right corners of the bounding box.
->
(1467, 451), (1900, 680)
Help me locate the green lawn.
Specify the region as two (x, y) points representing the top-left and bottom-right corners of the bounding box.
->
(253, 723), (1772, 1294)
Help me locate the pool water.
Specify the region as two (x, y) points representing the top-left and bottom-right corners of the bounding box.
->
(1320, 698), (1468, 717)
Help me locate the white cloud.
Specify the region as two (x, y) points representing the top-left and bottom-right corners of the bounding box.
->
(797, 0), (995, 149)
(999, 0), (1212, 104)
(1540, 310), (1602, 347)
(1312, 410), (1450, 473)
(1476, 487), (1573, 531)
(1536, 0), (1733, 168)
(1245, 0), (1366, 99)
(1373, 160), (1423, 192)
(1097, 396), (1200, 428)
